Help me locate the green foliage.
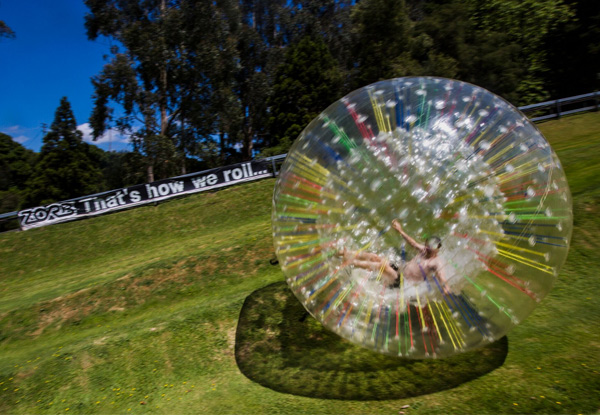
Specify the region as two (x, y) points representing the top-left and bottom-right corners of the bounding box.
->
(467, 0), (574, 103)
(265, 36), (342, 155)
(79, 0), (591, 177)
(23, 98), (104, 207)
(0, 20), (15, 40)
(351, 0), (416, 86)
(88, 148), (148, 190)
(349, 0), (577, 104)
(350, 0), (460, 88)
(544, 0), (600, 97)
(287, 1), (354, 77)
(0, 133), (36, 230)
(85, 0), (226, 179)
(0, 133), (36, 212)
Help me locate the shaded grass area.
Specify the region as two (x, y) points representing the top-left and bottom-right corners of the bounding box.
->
(0, 112), (598, 414)
(236, 282), (508, 400)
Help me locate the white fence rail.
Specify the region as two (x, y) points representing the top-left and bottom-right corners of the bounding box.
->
(519, 91), (600, 122)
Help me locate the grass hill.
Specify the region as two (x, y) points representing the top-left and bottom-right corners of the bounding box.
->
(1, 112), (599, 414)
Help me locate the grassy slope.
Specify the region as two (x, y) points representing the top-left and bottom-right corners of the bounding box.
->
(0, 112), (599, 414)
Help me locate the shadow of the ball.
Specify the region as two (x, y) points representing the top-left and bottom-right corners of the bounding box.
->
(235, 282), (508, 401)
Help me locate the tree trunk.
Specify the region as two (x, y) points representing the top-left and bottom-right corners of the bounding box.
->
(243, 123), (253, 161)
(220, 130), (226, 164)
(147, 164), (155, 183)
(159, 0), (169, 173)
(160, 63), (168, 137)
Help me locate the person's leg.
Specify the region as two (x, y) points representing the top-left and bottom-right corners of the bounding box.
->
(382, 263), (399, 286)
(350, 258), (398, 286)
(339, 248), (382, 263)
(351, 259), (381, 271)
(355, 251), (382, 262)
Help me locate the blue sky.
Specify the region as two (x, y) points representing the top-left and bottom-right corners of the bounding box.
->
(0, 0), (130, 152)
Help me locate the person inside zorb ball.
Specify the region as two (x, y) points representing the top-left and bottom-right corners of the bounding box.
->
(272, 77), (572, 358)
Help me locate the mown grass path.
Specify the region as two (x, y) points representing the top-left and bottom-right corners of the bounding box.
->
(0, 112), (599, 414)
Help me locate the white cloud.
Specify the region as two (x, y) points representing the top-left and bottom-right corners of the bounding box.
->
(78, 123), (131, 145)
(1, 126), (31, 144)
(6, 125), (21, 133)
(13, 135), (30, 144)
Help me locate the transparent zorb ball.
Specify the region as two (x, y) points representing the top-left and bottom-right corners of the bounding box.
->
(272, 77), (572, 358)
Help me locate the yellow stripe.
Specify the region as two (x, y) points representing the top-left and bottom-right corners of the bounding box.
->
(278, 244), (321, 255)
(469, 109), (493, 148)
(478, 229), (529, 243)
(307, 277), (336, 302)
(484, 127), (513, 155)
(357, 240), (374, 252)
(385, 113), (393, 133)
(364, 299), (374, 327)
(427, 301), (443, 344)
(486, 143), (515, 164)
(278, 233), (321, 242)
(498, 166), (539, 183)
(497, 249), (555, 275)
(290, 164), (327, 186)
(375, 259), (387, 283)
(369, 90), (387, 133)
(400, 271), (405, 311)
(298, 154), (331, 176)
(332, 281), (354, 310)
(493, 240), (547, 257)
(291, 161), (328, 184)
(293, 264), (326, 285)
(434, 301), (457, 350)
(494, 152), (537, 173)
(441, 302), (466, 346)
(283, 252), (325, 271)
(415, 290), (426, 330)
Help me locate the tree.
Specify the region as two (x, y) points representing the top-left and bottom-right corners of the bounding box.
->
(0, 133), (36, 213)
(24, 98), (103, 207)
(85, 0), (228, 181)
(410, 0), (522, 102)
(545, 0), (600, 97)
(232, 0), (288, 160)
(350, 0), (416, 87)
(92, 149), (147, 189)
(467, 0), (574, 104)
(288, 1), (354, 85)
(265, 36), (342, 155)
(0, 20), (15, 40)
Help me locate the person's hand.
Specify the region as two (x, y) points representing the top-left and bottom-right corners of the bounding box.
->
(392, 219), (402, 232)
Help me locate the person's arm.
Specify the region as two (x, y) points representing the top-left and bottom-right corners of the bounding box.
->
(392, 219), (426, 252)
(434, 258), (447, 285)
(433, 258), (452, 294)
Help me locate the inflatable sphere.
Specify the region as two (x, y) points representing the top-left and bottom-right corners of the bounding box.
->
(272, 77), (572, 358)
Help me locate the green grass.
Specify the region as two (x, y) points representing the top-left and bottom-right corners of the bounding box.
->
(0, 112), (599, 414)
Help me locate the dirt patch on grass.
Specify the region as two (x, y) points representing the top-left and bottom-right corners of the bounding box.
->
(576, 227), (600, 250)
(77, 351), (96, 390)
(194, 237), (274, 278)
(15, 368), (35, 380)
(30, 300), (95, 337)
(22, 258), (206, 338)
(225, 325), (237, 356)
(2, 235), (275, 342)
